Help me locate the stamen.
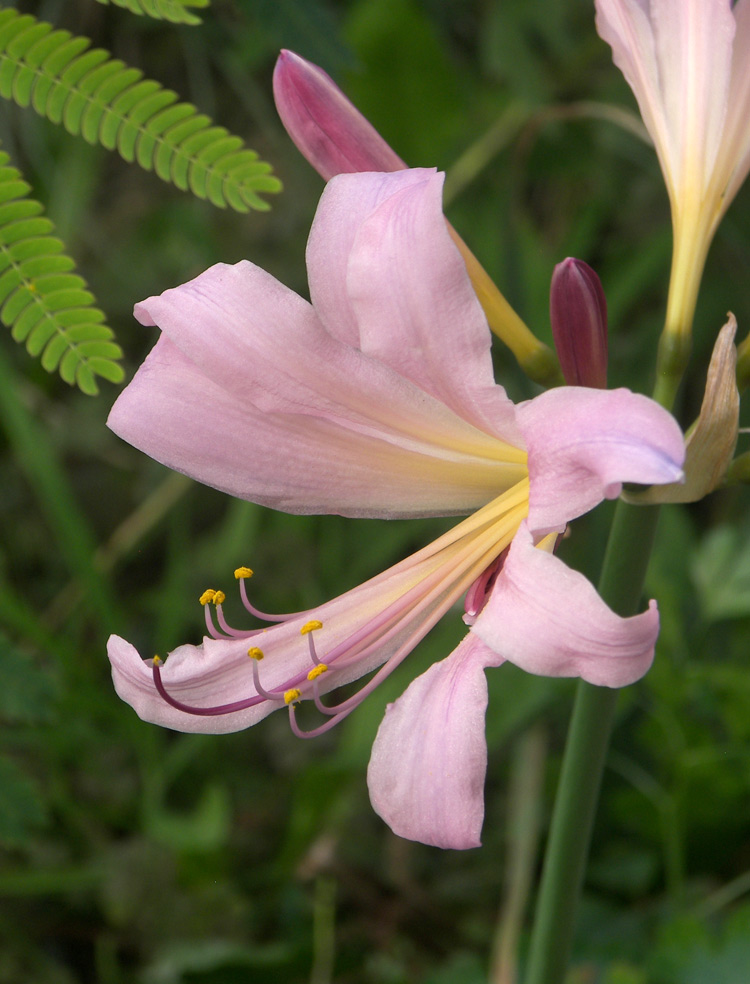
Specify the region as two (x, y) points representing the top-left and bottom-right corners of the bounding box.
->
(151, 658), (265, 716)
(301, 620), (324, 664)
(248, 650), (286, 702)
(235, 565), (311, 623)
(307, 664), (328, 681)
(284, 688), (302, 704)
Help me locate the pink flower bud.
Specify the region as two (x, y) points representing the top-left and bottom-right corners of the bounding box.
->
(273, 50), (406, 181)
(549, 258), (608, 388)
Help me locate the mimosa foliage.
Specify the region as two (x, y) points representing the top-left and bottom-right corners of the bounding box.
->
(0, 149), (123, 395)
(93, 0), (210, 26)
(0, 8), (281, 212)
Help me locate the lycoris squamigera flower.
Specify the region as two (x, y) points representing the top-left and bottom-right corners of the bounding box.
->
(107, 168), (684, 849)
(596, 0), (750, 343)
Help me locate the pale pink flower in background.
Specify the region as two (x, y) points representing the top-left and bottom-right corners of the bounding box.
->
(107, 168), (684, 849)
(595, 0), (750, 338)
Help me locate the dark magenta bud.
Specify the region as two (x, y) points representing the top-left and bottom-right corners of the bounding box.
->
(549, 258), (608, 388)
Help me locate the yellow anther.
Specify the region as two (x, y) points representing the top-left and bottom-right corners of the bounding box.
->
(213, 590), (226, 604)
(247, 647), (264, 661)
(199, 589), (216, 605)
(284, 688), (302, 705)
(307, 664), (328, 681)
(234, 566), (253, 579)
(300, 619), (323, 635)
(152, 655), (162, 666)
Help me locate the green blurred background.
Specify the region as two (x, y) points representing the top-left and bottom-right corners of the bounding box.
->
(1, 1), (750, 981)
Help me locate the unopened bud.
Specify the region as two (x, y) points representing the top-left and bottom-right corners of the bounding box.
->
(550, 258), (608, 388)
(273, 50), (405, 181)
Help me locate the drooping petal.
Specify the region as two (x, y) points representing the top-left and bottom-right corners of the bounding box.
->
(272, 49), (406, 182)
(367, 633), (502, 850)
(473, 523), (660, 687)
(517, 387), (685, 534)
(108, 334), (515, 518)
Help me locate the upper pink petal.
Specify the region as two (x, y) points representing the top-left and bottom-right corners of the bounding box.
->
(273, 50), (405, 182)
(517, 387), (684, 534)
(473, 523), (659, 687)
(367, 633), (502, 850)
(308, 169), (519, 439)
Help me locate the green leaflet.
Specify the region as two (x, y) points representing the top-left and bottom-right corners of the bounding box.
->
(0, 8), (281, 211)
(93, 0), (210, 26)
(0, 149), (124, 395)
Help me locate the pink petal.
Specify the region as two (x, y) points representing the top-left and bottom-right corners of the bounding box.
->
(309, 169), (520, 439)
(367, 634), (502, 849)
(108, 335), (511, 518)
(473, 523), (659, 687)
(273, 50), (405, 182)
(112, 249), (524, 517)
(517, 387), (684, 534)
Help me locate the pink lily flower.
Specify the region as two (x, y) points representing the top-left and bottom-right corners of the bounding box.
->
(107, 168), (684, 849)
(595, 0), (750, 338)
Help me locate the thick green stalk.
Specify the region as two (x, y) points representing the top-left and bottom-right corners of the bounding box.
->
(523, 501), (661, 984)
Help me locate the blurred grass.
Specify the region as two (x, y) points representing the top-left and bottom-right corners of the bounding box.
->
(0, 1), (749, 983)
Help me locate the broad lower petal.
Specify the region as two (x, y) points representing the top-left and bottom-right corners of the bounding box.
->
(108, 335), (514, 518)
(473, 523), (659, 687)
(367, 634), (502, 849)
(517, 387), (684, 533)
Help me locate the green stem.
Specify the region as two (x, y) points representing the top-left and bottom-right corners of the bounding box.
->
(523, 501), (661, 984)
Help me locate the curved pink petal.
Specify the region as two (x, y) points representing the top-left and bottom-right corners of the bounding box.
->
(345, 172), (521, 440)
(306, 169), (431, 349)
(473, 523), (659, 687)
(367, 634), (502, 849)
(108, 335), (514, 518)
(517, 387), (684, 534)
(307, 170), (520, 442)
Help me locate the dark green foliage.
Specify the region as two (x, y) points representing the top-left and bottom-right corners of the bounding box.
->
(0, 147), (123, 393)
(94, 0), (210, 26)
(0, 8), (281, 212)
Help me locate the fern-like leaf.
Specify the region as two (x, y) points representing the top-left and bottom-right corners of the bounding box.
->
(0, 9), (281, 211)
(0, 148), (123, 395)
(93, 0), (210, 27)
